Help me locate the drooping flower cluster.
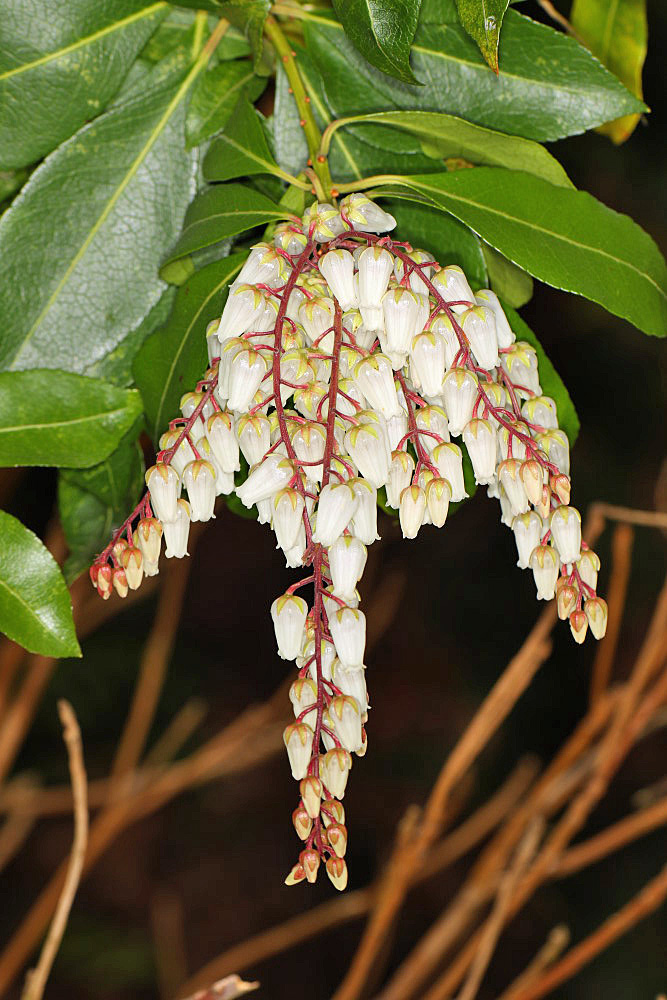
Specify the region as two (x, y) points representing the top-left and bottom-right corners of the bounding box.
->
(90, 192), (607, 889)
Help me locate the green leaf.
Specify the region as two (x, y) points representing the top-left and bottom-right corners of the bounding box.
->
(160, 184), (293, 273)
(59, 433), (145, 584)
(482, 244), (533, 307)
(324, 110), (572, 186)
(202, 96), (292, 183)
(0, 55), (198, 376)
(0, 169), (28, 205)
(371, 169), (667, 337)
(384, 198), (488, 289)
(0, 510), (80, 657)
(134, 254), (244, 442)
(503, 306), (579, 447)
(455, 0), (509, 72)
(186, 61), (266, 148)
(0, 0), (168, 170)
(303, 11), (645, 142)
(331, 0), (422, 84)
(571, 0), (647, 144)
(219, 0), (272, 70)
(0, 372), (143, 469)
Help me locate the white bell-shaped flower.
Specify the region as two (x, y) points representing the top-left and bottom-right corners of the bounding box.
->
(217, 284), (265, 342)
(358, 246), (394, 331)
(146, 463), (180, 524)
(522, 395), (559, 431)
(463, 418), (497, 485)
(395, 249), (435, 296)
(432, 442), (467, 501)
(530, 544), (560, 600)
(302, 202), (346, 242)
(180, 391), (208, 441)
(236, 413), (271, 467)
(227, 347), (268, 412)
(205, 412), (240, 473)
(279, 349), (315, 405)
(426, 477), (451, 527)
(194, 437), (232, 496)
(284, 523), (307, 568)
(431, 312), (461, 369)
(299, 296), (335, 350)
(382, 287), (429, 363)
(300, 637), (336, 682)
(550, 506), (582, 564)
(461, 305), (499, 370)
(497, 421), (529, 462)
(216, 338), (245, 402)
(328, 535), (367, 601)
(577, 549), (600, 592)
(536, 429), (570, 476)
(415, 405), (449, 453)
(234, 242), (288, 289)
(271, 593), (308, 660)
(328, 695), (363, 752)
(319, 249), (357, 309)
(293, 422), (327, 483)
(432, 265), (474, 314)
(312, 483), (358, 545)
(163, 499), (191, 558)
(206, 320), (221, 363)
(159, 429), (196, 478)
(283, 723), (314, 780)
(320, 748), (352, 799)
(273, 488), (305, 551)
(236, 454), (294, 508)
(410, 330), (446, 396)
(386, 410), (408, 451)
(501, 342), (541, 396)
(512, 511), (543, 569)
(353, 353), (402, 418)
(134, 517), (162, 574)
(386, 451), (415, 507)
(348, 478), (379, 543)
(399, 485), (426, 539)
(183, 459), (217, 522)
(344, 424), (390, 488)
(498, 458), (530, 516)
(442, 368), (479, 436)
(475, 289), (515, 348)
(273, 221), (308, 257)
(585, 597), (608, 640)
(339, 192), (396, 234)
(289, 677), (318, 718)
(332, 662), (368, 715)
(329, 607), (366, 668)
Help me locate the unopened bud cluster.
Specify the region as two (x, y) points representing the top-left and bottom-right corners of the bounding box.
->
(91, 191), (606, 889)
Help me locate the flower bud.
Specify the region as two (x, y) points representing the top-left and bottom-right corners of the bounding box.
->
(432, 443), (467, 502)
(329, 608), (366, 668)
(358, 246), (394, 331)
(442, 368), (479, 436)
(415, 405), (449, 452)
(461, 305), (499, 370)
(146, 463), (180, 523)
(501, 342), (541, 396)
(180, 390), (210, 442)
(585, 596), (608, 640)
(520, 459), (544, 506)
(299, 848), (320, 883)
(321, 799), (345, 827)
(163, 498), (191, 557)
(183, 460), (216, 522)
(319, 248), (357, 309)
(348, 478), (379, 544)
(302, 201), (346, 242)
(112, 567), (128, 598)
(327, 822), (348, 858)
(530, 544), (559, 600)
(292, 806), (312, 841)
(551, 473), (571, 506)
(329, 535), (367, 601)
(498, 458), (530, 516)
(320, 748), (352, 799)
(299, 775), (322, 819)
(340, 192), (396, 233)
(206, 320), (220, 363)
(550, 506), (581, 564)
(536, 484), (552, 520)
(134, 517), (162, 573)
(394, 248), (435, 295)
(302, 638), (336, 684)
(236, 454), (294, 508)
(283, 723), (314, 780)
(475, 289), (515, 348)
(120, 547), (143, 590)
(557, 582), (578, 620)
(272, 594), (309, 660)
(399, 484), (426, 539)
(426, 477), (451, 528)
(284, 863), (306, 886)
(512, 511), (543, 569)
(463, 418), (497, 485)
(326, 855), (348, 891)
(570, 608), (588, 644)
(577, 549), (600, 591)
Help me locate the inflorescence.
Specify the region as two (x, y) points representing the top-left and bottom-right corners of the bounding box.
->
(90, 193), (608, 890)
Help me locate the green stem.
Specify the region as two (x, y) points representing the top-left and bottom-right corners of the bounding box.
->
(191, 10), (208, 59)
(264, 16), (333, 200)
(334, 173), (408, 194)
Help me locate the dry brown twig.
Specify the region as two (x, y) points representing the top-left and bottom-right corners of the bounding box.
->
(180, 975), (259, 1000)
(589, 522), (634, 706)
(20, 701), (88, 1000)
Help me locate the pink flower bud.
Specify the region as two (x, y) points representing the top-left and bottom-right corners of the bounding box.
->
(120, 547), (143, 591)
(299, 776), (322, 820)
(326, 856), (348, 891)
(557, 581), (578, 621)
(299, 848), (320, 884)
(585, 597), (608, 640)
(284, 863), (306, 886)
(112, 567), (128, 599)
(292, 806), (312, 841)
(321, 798), (345, 827)
(327, 822), (348, 858)
(570, 609), (588, 644)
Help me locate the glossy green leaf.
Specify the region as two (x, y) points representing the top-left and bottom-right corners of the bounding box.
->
(186, 61), (266, 147)
(0, 510), (80, 657)
(203, 97), (291, 183)
(0, 55), (198, 376)
(0, 0), (168, 170)
(482, 244), (533, 307)
(220, 0), (272, 70)
(331, 0), (422, 84)
(59, 433), (145, 584)
(571, 0), (647, 144)
(504, 306), (579, 447)
(384, 198), (488, 289)
(0, 371), (143, 468)
(134, 254), (244, 442)
(161, 184), (293, 272)
(304, 11), (645, 142)
(455, 0), (509, 72)
(371, 169), (667, 337)
(325, 111), (572, 186)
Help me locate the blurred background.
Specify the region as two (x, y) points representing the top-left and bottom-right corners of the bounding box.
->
(1, 1), (665, 997)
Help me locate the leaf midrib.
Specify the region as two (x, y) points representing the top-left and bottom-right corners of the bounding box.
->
(0, 405), (134, 438)
(0, 3), (167, 82)
(197, 68), (255, 134)
(0, 574), (55, 641)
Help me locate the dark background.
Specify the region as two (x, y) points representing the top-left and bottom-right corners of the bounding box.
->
(2, 1), (666, 997)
